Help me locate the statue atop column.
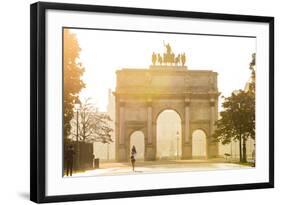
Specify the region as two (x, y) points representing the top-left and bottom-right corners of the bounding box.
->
(151, 42), (187, 67)
(152, 52), (157, 65)
(181, 52), (186, 66)
(157, 53), (163, 65)
(165, 42), (172, 55)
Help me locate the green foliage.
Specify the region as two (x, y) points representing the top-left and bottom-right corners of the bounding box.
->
(63, 29), (85, 139)
(213, 90), (255, 143)
(248, 53), (256, 96)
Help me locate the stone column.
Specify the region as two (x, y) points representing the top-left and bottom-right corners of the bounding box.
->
(209, 98), (218, 158)
(117, 100), (126, 161)
(210, 98), (215, 136)
(145, 99), (155, 160)
(119, 101), (125, 145)
(184, 98), (190, 143)
(147, 100), (152, 144)
(182, 98), (192, 159)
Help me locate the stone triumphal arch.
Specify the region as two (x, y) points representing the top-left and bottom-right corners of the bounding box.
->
(114, 45), (220, 161)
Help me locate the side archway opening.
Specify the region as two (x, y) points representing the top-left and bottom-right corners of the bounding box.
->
(192, 129), (207, 159)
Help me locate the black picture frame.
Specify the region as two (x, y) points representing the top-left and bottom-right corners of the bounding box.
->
(30, 1), (274, 203)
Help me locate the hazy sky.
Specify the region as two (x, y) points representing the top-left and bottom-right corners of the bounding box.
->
(71, 28), (256, 112)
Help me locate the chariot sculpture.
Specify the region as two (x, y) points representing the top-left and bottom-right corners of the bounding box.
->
(151, 42), (187, 67)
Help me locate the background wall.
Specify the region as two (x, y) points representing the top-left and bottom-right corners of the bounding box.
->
(0, 0), (279, 204)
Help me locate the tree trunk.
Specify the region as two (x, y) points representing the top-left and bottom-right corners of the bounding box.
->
(92, 141), (95, 169)
(242, 137), (247, 163)
(93, 141), (95, 157)
(239, 135), (242, 162)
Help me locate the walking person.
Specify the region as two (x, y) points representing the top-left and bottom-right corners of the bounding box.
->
(65, 144), (75, 176)
(131, 145), (137, 171)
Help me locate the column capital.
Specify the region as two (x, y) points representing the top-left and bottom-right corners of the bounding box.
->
(210, 98), (215, 106)
(146, 98), (153, 107)
(184, 98), (190, 106)
(119, 100), (126, 106)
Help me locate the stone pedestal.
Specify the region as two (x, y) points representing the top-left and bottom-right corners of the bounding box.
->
(208, 143), (218, 158)
(182, 144), (192, 159)
(117, 146), (127, 162)
(145, 146), (156, 161)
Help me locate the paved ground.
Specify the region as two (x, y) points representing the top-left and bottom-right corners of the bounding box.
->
(69, 159), (253, 177)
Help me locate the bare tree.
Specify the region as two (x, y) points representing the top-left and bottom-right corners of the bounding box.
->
(70, 98), (113, 154)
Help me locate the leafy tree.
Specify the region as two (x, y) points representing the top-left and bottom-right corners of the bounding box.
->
(63, 29), (85, 140)
(70, 99), (113, 155)
(249, 53), (256, 93)
(213, 53), (255, 162)
(247, 53), (256, 140)
(213, 91), (255, 162)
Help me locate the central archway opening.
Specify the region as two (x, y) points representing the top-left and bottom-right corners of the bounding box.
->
(156, 109), (182, 160)
(130, 131), (145, 160)
(192, 129), (207, 159)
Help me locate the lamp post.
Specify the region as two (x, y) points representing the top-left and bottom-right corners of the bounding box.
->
(74, 99), (81, 171)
